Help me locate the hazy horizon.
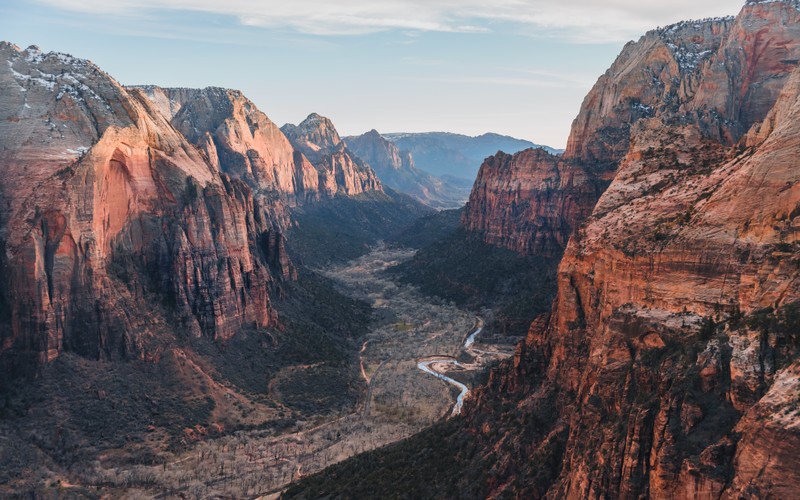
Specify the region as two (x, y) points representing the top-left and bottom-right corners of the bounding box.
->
(2, 0), (744, 148)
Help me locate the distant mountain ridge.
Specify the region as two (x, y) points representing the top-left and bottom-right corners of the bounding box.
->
(279, 113), (383, 197)
(288, 2), (800, 498)
(383, 131), (561, 181)
(343, 129), (471, 209)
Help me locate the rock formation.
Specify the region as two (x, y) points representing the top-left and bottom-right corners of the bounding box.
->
(463, 148), (605, 257)
(465, 0), (800, 257)
(138, 89), (381, 207)
(281, 112), (343, 161)
(281, 113), (382, 197)
(345, 130), (470, 209)
(0, 44), (307, 376)
(460, 1), (800, 497)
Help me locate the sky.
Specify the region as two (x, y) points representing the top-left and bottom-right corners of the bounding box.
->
(1, 0), (745, 148)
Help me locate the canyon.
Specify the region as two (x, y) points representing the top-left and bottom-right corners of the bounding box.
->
(344, 129), (472, 209)
(2, 0), (800, 498)
(290, 0), (800, 498)
(0, 40), (432, 495)
(0, 37), (521, 497)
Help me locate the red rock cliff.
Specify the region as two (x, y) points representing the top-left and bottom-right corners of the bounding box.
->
(462, 148), (604, 257)
(0, 44), (291, 374)
(465, 0), (800, 256)
(281, 113), (382, 197)
(140, 87), (382, 207)
(463, 1), (800, 498)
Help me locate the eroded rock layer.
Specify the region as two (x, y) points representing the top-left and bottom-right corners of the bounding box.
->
(464, 0), (800, 257)
(0, 44), (310, 374)
(462, 1), (800, 498)
(281, 113), (382, 197)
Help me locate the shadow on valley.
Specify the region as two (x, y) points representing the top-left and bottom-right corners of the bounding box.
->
(390, 227), (561, 339)
(287, 189), (432, 267)
(0, 269), (373, 494)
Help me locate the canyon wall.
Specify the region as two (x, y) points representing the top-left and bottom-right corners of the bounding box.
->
(281, 113), (382, 197)
(462, 1), (800, 497)
(0, 43), (384, 376)
(465, 1), (800, 258)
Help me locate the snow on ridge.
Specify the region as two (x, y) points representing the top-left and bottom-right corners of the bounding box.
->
(664, 42), (715, 71)
(654, 16), (735, 37)
(650, 17), (731, 72)
(747, 0), (800, 7)
(6, 50), (114, 111)
(7, 60), (56, 90)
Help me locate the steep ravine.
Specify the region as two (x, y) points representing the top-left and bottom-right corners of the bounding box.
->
(1, 247), (509, 497)
(286, 2), (800, 498)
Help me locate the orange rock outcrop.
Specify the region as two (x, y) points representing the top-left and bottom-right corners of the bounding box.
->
(0, 43), (381, 374)
(463, 1), (800, 497)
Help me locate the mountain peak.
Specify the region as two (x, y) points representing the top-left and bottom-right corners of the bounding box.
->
(283, 112), (342, 153)
(279, 113), (381, 194)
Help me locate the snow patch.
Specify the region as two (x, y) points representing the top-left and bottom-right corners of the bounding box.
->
(66, 146), (90, 155)
(6, 48), (112, 110)
(664, 42), (715, 71)
(7, 60), (56, 90)
(747, 0), (800, 9)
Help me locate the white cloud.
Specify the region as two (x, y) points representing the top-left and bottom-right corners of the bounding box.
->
(34, 0), (745, 42)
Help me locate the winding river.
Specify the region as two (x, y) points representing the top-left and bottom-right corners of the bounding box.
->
(416, 320), (483, 416)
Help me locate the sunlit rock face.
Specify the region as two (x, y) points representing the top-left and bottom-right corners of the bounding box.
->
(0, 43), (301, 374)
(281, 113), (382, 197)
(463, 148), (604, 258)
(462, 1), (800, 497)
(464, 0), (800, 258)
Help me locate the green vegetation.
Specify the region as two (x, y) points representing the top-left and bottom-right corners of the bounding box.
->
(192, 270), (372, 414)
(392, 322), (414, 332)
(746, 302), (800, 347)
(389, 229), (561, 337)
(0, 267), (374, 491)
(283, 418), (486, 499)
(286, 378), (568, 499)
(286, 189), (433, 267)
(391, 208), (463, 249)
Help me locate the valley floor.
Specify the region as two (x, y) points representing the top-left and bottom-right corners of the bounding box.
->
(20, 246), (512, 498)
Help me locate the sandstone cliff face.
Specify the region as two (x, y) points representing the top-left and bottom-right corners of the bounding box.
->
(138, 88), (384, 209)
(566, 18), (732, 167)
(345, 130), (470, 209)
(0, 44), (291, 374)
(465, 0), (800, 257)
(281, 113), (382, 197)
(463, 149), (606, 257)
(687, 0), (800, 144)
(462, 1), (800, 498)
(281, 113), (343, 161)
